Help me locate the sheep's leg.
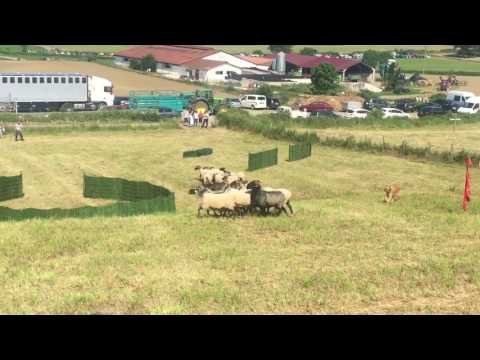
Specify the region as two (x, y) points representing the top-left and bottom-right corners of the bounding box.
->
(197, 206), (203, 217)
(286, 201), (294, 215)
(280, 205), (289, 216)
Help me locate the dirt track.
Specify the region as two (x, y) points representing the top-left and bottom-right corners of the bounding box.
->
(0, 60), (229, 97)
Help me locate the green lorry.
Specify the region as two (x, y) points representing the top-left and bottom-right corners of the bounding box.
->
(128, 88), (229, 114)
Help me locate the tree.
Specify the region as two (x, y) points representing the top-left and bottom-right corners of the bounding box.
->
(310, 63), (341, 95)
(300, 47), (317, 56)
(256, 84), (273, 98)
(362, 50), (391, 69)
(21, 45), (28, 53)
(252, 49), (264, 56)
(383, 63), (403, 91)
(268, 45), (293, 53)
(141, 54), (157, 72)
(129, 59), (142, 70)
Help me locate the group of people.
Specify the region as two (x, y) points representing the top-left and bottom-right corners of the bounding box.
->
(0, 121), (24, 141)
(182, 108), (210, 128)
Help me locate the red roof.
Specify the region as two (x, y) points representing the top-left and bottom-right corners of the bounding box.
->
(236, 55), (274, 66)
(267, 53), (361, 71)
(183, 59), (228, 70)
(114, 45), (219, 65)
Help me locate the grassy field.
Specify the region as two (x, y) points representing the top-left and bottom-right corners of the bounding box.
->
(41, 45), (452, 54)
(398, 58), (480, 75)
(42, 45), (130, 53)
(1, 125), (480, 314)
(309, 124), (480, 155)
(209, 45), (452, 54)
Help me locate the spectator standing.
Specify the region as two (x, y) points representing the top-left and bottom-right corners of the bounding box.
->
(0, 123), (5, 138)
(182, 108), (189, 126)
(189, 111), (195, 127)
(193, 111), (199, 127)
(198, 111), (204, 127)
(15, 121), (24, 141)
(202, 112), (209, 128)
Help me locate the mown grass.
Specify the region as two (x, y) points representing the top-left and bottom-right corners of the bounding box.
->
(41, 45), (453, 55)
(217, 110), (480, 165)
(398, 58), (480, 75)
(1, 127), (480, 314)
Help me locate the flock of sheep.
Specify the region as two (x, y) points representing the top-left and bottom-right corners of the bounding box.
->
(189, 166), (293, 217)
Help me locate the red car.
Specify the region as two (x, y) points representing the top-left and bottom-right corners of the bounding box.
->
(299, 102), (334, 112)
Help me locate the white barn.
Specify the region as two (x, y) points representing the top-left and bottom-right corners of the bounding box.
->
(113, 45), (260, 83)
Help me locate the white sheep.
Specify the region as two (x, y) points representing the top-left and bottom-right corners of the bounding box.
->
(197, 188), (237, 217)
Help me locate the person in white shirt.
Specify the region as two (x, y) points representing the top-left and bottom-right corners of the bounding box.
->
(189, 111), (195, 127)
(193, 111), (199, 127)
(15, 122), (24, 141)
(202, 112), (209, 128)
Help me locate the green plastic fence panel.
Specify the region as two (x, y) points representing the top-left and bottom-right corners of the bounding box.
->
(248, 148), (278, 171)
(183, 148), (213, 158)
(0, 174), (175, 222)
(0, 174), (24, 202)
(288, 143), (312, 162)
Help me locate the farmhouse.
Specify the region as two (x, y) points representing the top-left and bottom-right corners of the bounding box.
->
(113, 45), (263, 83)
(266, 53), (376, 83)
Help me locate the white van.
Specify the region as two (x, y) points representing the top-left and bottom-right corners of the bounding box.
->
(458, 96), (480, 114)
(447, 90), (475, 110)
(240, 94), (267, 109)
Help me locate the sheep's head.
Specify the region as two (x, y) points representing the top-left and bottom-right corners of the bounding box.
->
(194, 165), (201, 170)
(246, 180), (262, 190)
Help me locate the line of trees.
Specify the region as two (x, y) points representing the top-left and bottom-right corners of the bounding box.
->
(454, 45), (480, 58)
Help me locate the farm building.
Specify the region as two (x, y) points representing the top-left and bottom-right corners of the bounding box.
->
(113, 45), (263, 83)
(265, 53), (375, 82)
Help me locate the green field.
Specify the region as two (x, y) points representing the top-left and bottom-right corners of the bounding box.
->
(1, 121), (480, 314)
(208, 45), (452, 54)
(42, 45), (130, 53)
(41, 45), (452, 55)
(398, 58), (480, 75)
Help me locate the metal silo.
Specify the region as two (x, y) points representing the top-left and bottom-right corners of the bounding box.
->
(276, 51), (286, 74)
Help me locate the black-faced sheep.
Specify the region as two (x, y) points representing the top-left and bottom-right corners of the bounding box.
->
(246, 180), (290, 216)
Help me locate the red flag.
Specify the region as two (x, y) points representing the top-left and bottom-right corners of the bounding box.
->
(463, 157), (473, 211)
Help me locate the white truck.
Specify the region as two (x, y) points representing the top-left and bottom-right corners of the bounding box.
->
(0, 72), (114, 112)
(457, 96), (480, 114)
(446, 90), (475, 111)
(277, 106), (310, 119)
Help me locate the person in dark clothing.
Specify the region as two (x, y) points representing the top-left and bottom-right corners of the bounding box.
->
(202, 112), (209, 128)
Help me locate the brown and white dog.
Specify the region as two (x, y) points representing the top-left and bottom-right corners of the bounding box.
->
(384, 184), (400, 204)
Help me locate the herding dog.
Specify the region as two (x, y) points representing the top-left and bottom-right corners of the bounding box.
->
(384, 184), (401, 204)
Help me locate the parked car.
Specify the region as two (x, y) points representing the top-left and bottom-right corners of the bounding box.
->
(417, 103), (449, 117)
(225, 98), (241, 109)
(299, 101), (334, 112)
(267, 97), (281, 110)
(158, 107), (180, 117)
(364, 98), (390, 110)
(240, 94), (267, 109)
(345, 108), (369, 118)
(277, 106), (310, 119)
(394, 99), (417, 112)
(310, 110), (339, 118)
(381, 108), (410, 119)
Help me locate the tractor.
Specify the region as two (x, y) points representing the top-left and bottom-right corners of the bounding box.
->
(128, 89), (229, 114)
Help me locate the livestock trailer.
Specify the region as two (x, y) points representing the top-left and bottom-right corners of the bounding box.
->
(128, 89), (229, 114)
(0, 73), (114, 112)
